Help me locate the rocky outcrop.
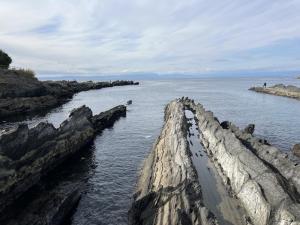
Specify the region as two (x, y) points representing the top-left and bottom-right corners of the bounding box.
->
(249, 84), (300, 100)
(293, 144), (300, 158)
(0, 69), (138, 120)
(244, 124), (255, 134)
(129, 100), (218, 225)
(222, 121), (300, 196)
(2, 181), (82, 225)
(0, 104), (126, 224)
(183, 98), (300, 225)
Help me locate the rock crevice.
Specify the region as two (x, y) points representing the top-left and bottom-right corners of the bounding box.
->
(0, 104), (126, 224)
(129, 100), (218, 225)
(183, 98), (300, 225)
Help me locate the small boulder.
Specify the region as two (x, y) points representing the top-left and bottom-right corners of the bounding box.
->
(292, 144), (300, 158)
(244, 124), (255, 134)
(220, 121), (230, 129)
(127, 100), (132, 105)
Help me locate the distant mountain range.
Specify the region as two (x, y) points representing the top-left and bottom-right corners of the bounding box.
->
(37, 70), (300, 81)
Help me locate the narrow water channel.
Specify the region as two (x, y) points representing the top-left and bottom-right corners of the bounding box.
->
(185, 110), (246, 225)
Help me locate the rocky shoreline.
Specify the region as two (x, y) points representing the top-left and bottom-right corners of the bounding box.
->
(249, 84), (300, 100)
(129, 100), (218, 225)
(183, 98), (300, 225)
(0, 69), (138, 121)
(131, 98), (300, 225)
(0, 104), (126, 225)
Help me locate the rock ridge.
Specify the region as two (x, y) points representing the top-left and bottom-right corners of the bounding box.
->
(183, 97), (300, 225)
(0, 104), (126, 224)
(0, 69), (138, 120)
(249, 84), (300, 100)
(129, 100), (218, 225)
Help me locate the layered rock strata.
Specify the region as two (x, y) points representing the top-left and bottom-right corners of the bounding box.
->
(129, 100), (218, 225)
(0, 69), (138, 120)
(183, 98), (300, 225)
(249, 84), (300, 100)
(0, 104), (126, 224)
(222, 121), (300, 195)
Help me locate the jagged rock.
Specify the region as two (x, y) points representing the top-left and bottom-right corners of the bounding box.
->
(2, 182), (82, 225)
(183, 98), (300, 225)
(92, 105), (126, 132)
(129, 100), (218, 225)
(244, 124), (255, 134)
(0, 69), (137, 120)
(293, 144), (300, 158)
(220, 121), (231, 129)
(0, 104), (126, 222)
(249, 84), (300, 100)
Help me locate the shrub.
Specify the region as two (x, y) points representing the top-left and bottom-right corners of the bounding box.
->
(10, 68), (36, 78)
(0, 50), (12, 69)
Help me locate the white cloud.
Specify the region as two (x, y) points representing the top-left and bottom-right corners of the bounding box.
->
(0, 0), (300, 75)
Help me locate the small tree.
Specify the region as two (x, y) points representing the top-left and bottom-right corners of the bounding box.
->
(0, 50), (12, 69)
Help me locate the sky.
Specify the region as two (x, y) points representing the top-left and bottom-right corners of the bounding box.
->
(0, 0), (300, 76)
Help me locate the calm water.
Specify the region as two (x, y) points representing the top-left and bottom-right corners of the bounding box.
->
(2, 76), (300, 225)
(186, 109), (247, 225)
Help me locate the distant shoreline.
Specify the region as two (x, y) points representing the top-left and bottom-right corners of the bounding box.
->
(0, 68), (138, 122)
(249, 84), (300, 100)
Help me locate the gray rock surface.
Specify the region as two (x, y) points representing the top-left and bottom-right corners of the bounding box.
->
(129, 100), (218, 225)
(183, 98), (300, 225)
(292, 144), (300, 158)
(0, 104), (126, 224)
(249, 84), (300, 100)
(244, 124), (255, 134)
(0, 69), (137, 120)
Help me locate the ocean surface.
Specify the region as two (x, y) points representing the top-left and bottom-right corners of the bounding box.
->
(3, 76), (300, 225)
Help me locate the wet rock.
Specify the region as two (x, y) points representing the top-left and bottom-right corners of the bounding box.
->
(0, 104), (126, 222)
(293, 144), (300, 158)
(127, 100), (133, 105)
(244, 124), (255, 134)
(92, 105), (126, 132)
(1, 182), (82, 225)
(183, 98), (300, 225)
(129, 100), (218, 225)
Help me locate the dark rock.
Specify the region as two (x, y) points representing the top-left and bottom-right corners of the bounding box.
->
(0, 104), (126, 221)
(220, 121), (231, 129)
(0, 69), (138, 121)
(0, 182), (82, 225)
(292, 144), (300, 157)
(69, 105), (93, 120)
(92, 105), (126, 132)
(127, 100), (133, 105)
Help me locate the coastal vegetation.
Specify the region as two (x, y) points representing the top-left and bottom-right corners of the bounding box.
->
(0, 55), (138, 121)
(0, 50), (12, 69)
